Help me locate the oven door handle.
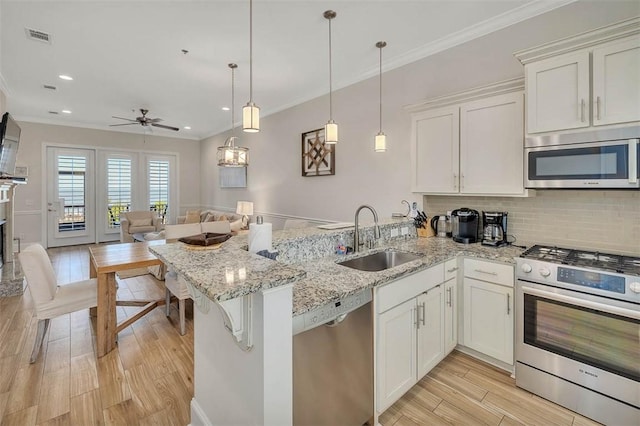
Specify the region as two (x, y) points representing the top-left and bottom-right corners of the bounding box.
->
(522, 286), (640, 320)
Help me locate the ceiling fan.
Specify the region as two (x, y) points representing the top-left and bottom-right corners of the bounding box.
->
(110, 109), (179, 131)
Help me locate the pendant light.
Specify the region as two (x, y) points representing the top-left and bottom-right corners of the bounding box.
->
(375, 41), (387, 152)
(218, 63), (249, 167)
(323, 10), (338, 144)
(242, 0), (260, 132)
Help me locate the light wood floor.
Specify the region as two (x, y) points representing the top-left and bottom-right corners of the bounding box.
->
(0, 245), (602, 426)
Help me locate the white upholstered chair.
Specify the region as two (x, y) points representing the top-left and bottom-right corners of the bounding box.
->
(163, 221), (231, 335)
(119, 210), (164, 243)
(18, 244), (97, 363)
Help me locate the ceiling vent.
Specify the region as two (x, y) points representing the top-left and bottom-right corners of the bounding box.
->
(43, 84), (57, 91)
(48, 111), (59, 115)
(25, 28), (51, 43)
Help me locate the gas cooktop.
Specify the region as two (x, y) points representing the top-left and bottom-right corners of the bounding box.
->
(521, 245), (640, 276)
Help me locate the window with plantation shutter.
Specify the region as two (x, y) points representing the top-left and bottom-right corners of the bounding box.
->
(148, 159), (169, 222)
(107, 158), (132, 228)
(57, 155), (86, 231)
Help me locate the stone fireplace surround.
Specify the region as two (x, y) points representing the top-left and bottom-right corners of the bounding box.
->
(0, 180), (26, 297)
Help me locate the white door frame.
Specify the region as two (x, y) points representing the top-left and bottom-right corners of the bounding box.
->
(45, 146), (97, 247)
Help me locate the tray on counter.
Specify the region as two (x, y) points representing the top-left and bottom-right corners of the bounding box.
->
(178, 232), (232, 246)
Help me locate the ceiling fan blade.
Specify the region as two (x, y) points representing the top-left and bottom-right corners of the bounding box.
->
(152, 123), (180, 131)
(149, 118), (163, 123)
(109, 123), (139, 127)
(112, 116), (138, 122)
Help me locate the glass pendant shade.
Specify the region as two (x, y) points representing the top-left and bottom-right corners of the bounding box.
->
(375, 132), (386, 152)
(242, 102), (260, 132)
(217, 137), (248, 167)
(325, 120), (338, 145)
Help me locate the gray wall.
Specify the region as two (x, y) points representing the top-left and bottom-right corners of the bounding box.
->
(200, 1), (640, 251)
(13, 122), (201, 244)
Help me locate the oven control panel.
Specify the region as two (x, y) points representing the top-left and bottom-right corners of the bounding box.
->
(557, 267), (625, 294)
(516, 258), (640, 304)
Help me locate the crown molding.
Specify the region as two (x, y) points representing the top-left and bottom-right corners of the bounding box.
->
(404, 77), (524, 113)
(514, 16), (640, 64)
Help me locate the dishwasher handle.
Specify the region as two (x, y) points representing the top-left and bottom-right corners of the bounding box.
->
(325, 313), (348, 327)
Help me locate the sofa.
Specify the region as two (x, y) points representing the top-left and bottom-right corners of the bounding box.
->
(177, 209), (244, 232)
(120, 210), (164, 243)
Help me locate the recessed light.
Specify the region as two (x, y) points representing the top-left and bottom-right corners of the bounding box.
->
(222, 107), (230, 111)
(58, 75), (73, 81)
(61, 110), (72, 114)
(183, 126), (191, 130)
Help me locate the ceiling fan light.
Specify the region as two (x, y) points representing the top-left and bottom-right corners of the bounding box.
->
(242, 102), (260, 133)
(325, 120), (338, 144)
(375, 132), (386, 152)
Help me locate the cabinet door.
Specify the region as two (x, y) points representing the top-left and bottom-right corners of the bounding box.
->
(463, 278), (513, 364)
(411, 106), (459, 193)
(526, 51), (590, 133)
(460, 92), (524, 194)
(593, 36), (640, 126)
(444, 277), (457, 355)
(417, 286), (444, 378)
(377, 298), (417, 412)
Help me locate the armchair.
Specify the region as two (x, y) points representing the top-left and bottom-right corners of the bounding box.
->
(120, 210), (164, 243)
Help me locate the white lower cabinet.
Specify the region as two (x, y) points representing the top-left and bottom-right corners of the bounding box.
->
(462, 259), (514, 364)
(377, 298), (418, 411)
(417, 286), (444, 378)
(376, 262), (455, 412)
(443, 258), (458, 354)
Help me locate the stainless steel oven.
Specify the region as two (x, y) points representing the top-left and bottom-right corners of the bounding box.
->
(515, 246), (640, 425)
(525, 126), (640, 189)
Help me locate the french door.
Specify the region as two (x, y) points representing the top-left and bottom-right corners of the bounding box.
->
(46, 147), (177, 247)
(46, 147), (96, 247)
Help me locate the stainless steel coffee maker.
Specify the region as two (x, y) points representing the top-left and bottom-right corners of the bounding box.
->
(481, 211), (508, 247)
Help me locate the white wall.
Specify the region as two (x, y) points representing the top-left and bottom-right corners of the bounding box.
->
(13, 122), (201, 244)
(200, 1), (639, 226)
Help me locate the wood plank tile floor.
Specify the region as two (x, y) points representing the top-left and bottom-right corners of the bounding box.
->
(0, 245), (602, 425)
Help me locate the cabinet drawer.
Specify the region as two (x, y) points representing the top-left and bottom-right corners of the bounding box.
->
(463, 258), (513, 287)
(377, 264), (444, 314)
(444, 258), (458, 281)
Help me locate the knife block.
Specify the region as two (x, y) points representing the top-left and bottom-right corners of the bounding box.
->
(417, 227), (435, 238)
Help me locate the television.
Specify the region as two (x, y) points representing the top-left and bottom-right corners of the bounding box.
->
(0, 112), (21, 177)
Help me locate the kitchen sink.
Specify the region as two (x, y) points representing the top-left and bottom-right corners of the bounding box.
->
(338, 250), (422, 272)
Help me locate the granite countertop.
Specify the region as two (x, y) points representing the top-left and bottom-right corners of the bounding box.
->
(149, 221), (525, 316)
(288, 237), (524, 315)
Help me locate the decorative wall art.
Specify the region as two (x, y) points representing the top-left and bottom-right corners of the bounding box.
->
(301, 128), (335, 177)
(219, 167), (247, 188)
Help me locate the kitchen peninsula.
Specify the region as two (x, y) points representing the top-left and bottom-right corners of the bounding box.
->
(149, 219), (524, 425)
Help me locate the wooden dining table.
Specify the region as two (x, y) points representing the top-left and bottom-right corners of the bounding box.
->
(89, 241), (165, 357)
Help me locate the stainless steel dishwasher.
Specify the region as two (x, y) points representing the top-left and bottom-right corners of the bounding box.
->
(292, 289), (373, 426)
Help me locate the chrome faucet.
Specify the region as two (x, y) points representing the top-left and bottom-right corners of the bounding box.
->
(354, 205), (381, 252)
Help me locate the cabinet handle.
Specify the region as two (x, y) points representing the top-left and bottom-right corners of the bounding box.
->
(461, 173), (465, 190)
(447, 267), (458, 273)
(474, 269), (498, 276)
(420, 302), (426, 326)
(453, 173), (457, 190)
(507, 293), (511, 315)
(446, 287), (452, 307)
(415, 307), (420, 329)
(596, 96), (601, 121)
(580, 99), (585, 122)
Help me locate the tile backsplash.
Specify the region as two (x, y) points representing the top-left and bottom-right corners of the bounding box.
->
(424, 190), (640, 256)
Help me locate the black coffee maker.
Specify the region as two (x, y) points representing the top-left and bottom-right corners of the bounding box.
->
(451, 208), (479, 243)
(481, 211), (508, 247)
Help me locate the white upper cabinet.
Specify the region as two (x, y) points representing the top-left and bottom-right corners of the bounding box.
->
(460, 92), (524, 194)
(516, 17), (640, 134)
(592, 37), (640, 126)
(411, 106), (459, 193)
(409, 82), (525, 196)
(525, 51), (590, 133)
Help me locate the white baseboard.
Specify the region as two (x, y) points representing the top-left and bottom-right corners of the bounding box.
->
(190, 398), (213, 426)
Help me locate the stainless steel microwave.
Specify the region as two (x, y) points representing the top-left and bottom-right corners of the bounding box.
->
(525, 126), (640, 189)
